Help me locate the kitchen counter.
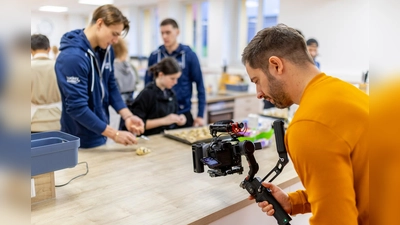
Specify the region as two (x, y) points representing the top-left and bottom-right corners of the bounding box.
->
(192, 90), (257, 104)
(31, 133), (299, 225)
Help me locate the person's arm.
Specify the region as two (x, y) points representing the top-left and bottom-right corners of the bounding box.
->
(55, 53), (107, 135)
(144, 53), (156, 85)
(145, 114), (184, 129)
(189, 52), (206, 126)
(119, 108), (144, 134)
(286, 121), (359, 224)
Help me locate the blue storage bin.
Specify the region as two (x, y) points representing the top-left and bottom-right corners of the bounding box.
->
(31, 131), (80, 176)
(225, 83), (249, 92)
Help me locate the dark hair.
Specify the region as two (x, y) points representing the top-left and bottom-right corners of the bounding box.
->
(306, 38), (319, 47)
(148, 57), (181, 78)
(91, 4), (130, 36)
(112, 37), (128, 59)
(160, 18), (179, 29)
(241, 24), (314, 72)
(31, 34), (50, 51)
(295, 29), (304, 38)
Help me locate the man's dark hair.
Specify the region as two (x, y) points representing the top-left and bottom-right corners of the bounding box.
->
(295, 29), (304, 38)
(31, 34), (50, 51)
(160, 18), (179, 29)
(306, 38), (319, 47)
(242, 24), (314, 73)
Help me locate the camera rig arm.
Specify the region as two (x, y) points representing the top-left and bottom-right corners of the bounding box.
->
(240, 120), (292, 225)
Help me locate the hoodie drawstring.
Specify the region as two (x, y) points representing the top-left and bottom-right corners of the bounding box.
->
(157, 50), (161, 63)
(87, 47), (110, 102)
(89, 54), (95, 92)
(181, 51), (185, 69)
(157, 49), (186, 69)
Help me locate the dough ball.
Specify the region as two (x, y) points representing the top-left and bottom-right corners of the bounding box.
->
(136, 146), (151, 156)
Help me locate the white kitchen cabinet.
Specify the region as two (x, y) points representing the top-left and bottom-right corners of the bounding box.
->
(234, 96), (263, 119)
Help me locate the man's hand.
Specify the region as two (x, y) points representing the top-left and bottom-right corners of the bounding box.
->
(113, 131), (138, 146)
(193, 117), (204, 127)
(249, 182), (292, 216)
(125, 115), (144, 134)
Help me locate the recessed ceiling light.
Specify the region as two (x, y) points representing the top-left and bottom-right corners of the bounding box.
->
(246, 1), (259, 8)
(78, 0), (114, 6)
(39, 6), (68, 13)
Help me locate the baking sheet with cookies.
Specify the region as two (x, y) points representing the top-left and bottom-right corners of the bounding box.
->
(163, 126), (214, 145)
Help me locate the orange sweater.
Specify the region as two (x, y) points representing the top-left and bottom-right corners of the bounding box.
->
(286, 73), (369, 225)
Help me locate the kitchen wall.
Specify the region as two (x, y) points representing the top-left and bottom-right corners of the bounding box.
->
(31, 12), (88, 50)
(279, 0), (369, 82)
(31, 0), (368, 83)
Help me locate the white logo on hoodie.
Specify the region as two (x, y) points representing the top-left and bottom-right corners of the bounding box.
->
(66, 76), (80, 84)
(104, 62), (111, 70)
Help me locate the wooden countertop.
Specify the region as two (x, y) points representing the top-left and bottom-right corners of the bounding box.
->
(31, 134), (299, 225)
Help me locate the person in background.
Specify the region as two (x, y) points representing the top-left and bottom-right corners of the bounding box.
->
(31, 34), (61, 132)
(55, 4), (144, 148)
(144, 18), (206, 127)
(51, 45), (59, 59)
(242, 24), (368, 224)
(306, 38), (320, 69)
(112, 37), (139, 129)
(125, 57), (186, 136)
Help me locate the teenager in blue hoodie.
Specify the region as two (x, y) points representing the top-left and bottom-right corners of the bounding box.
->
(144, 18), (206, 128)
(55, 5), (144, 148)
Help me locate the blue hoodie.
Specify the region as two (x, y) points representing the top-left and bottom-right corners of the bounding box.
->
(144, 44), (206, 118)
(55, 29), (126, 148)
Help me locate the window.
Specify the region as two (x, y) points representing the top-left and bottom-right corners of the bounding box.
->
(200, 1), (209, 58)
(246, 0), (280, 43)
(246, 0), (258, 43)
(262, 0), (279, 28)
(187, 1), (208, 59)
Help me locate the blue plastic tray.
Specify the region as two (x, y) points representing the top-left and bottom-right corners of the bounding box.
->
(226, 84), (249, 92)
(31, 131), (80, 176)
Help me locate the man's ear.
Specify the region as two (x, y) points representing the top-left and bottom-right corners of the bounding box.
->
(96, 18), (103, 29)
(268, 56), (284, 75)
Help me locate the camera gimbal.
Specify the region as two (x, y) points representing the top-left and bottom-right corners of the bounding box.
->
(240, 120), (292, 225)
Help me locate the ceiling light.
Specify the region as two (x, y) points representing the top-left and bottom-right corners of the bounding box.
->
(39, 6), (68, 13)
(78, 0), (114, 5)
(246, 1), (259, 8)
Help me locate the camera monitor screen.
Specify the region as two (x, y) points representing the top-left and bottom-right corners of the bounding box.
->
(200, 157), (221, 168)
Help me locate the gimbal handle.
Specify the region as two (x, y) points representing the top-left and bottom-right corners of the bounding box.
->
(240, 120), (292, 225)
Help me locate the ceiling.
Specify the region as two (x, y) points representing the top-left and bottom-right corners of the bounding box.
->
(30, 0), (163, 14)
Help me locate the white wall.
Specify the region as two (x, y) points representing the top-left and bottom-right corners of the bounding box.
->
(278, 0), (369, 83)
(31, 12), (87, 49)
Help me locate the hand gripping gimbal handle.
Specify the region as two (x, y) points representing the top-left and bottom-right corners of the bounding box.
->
(241, 177), (292, 225)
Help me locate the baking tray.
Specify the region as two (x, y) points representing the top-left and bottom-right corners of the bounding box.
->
(163, 126), (214, 145)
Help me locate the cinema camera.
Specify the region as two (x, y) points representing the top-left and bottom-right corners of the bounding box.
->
(192, 119), (293, 225)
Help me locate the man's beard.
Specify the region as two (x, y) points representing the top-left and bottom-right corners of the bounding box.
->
(265, 72), (293, 109)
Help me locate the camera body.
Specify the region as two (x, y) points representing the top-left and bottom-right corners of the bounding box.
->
(192, 120), (259, 177)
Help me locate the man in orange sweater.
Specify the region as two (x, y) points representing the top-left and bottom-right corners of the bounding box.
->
(242, 24), (369, 225)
